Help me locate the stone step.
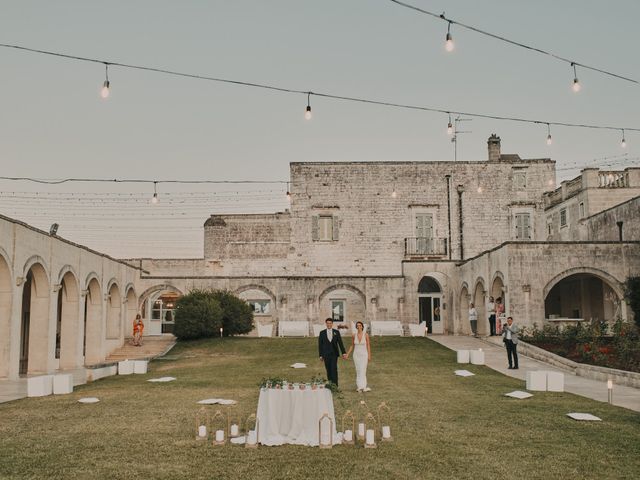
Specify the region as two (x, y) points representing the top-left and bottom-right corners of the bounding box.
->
(105, 335), (176, 362)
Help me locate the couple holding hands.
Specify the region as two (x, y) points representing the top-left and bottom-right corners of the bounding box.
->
(318, 318), (371, 392)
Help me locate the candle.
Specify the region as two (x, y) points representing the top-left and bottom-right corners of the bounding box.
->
(215, 429), (225, 442)
(344, 430), (353, 442)
(247, 430), (257, 445)
(382, 425), (391, 439)
(198, 425), (207, 438)
(230, 424), (239, 437)
(365, 429), (375, 445)
(358, 422), (365, 438)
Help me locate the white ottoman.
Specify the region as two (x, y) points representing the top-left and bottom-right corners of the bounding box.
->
(133, 360), (148, 374)
(470, 350), (485, 365)
(456, 350), (470, 363)
(118, 360), (134, 375)
(27, 375), (54, 397)
(53, 374), (74, 394)
(526, 371), (547, 391)
(546, 371), (565, 392)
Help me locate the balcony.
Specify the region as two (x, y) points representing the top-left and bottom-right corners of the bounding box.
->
(404, 237), (448, 258)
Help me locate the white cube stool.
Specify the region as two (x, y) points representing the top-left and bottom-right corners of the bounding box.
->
(118, 360), (134, 375)
(27, 375), (54, 397)
(469, 350), (485, 365)
(53, 374), (74, 394)
(526, 371), (547, 391)
(456, 350), (470, 363)
(133, 360), (148, 374)
(546, 371), (565, 392)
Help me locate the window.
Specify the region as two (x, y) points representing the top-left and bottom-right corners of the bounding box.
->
(560, 208), (567, 227)
(514, 213), (531, 240)
(513, 170), (527, 190)
(415, 213), (434, 254)
(248, 300), (271, 315)
(312, 215), (339, 241)
(579, 202), (585, 219)
(331, 300), (345, 322)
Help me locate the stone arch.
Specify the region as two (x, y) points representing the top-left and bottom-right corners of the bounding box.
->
(139, 284), (184, 311)
(543, 268), (625, 322)
(84, 277), (103, 365)
(459, 284), (470, 335)
(125, 286), (138, 338)
(473, 277), (487, 336)
(57, 265), (79, 286)
(0, 250), (12, 378)
(21, 262), (50, 374)
(234, 284), (276, 303)
(490, 272), (506, 335)
(319, 283), (366, 303)
(57, 270), (80, 370)
(106, 282), (121, 339)
(418, 276), (442, 293)
(84, 272), (101, 291)
(139, 284), (184, 335)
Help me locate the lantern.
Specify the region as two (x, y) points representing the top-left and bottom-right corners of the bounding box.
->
(211, 410), (227, 446)
(364, 412), (377, 449)
(227, 405), (241, 438)
(195, 407), (210, 441)
(318, 413), (333, 449)
(245, 413), (259, 449)
(377, 402), (393, 441)
(341, 410), (355, 445)
(356, 399), (369, 441)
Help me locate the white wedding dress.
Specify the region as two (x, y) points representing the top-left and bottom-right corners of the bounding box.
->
(352, 332), (369, 391)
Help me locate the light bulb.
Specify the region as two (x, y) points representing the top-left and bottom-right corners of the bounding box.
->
(572, 78), (581, 92)
(286, 191), (291, 201)
(305, 105), (312, 120)
(445, 33), (454, 52)
(391, 189), (397, 198)
(477, 186), (483, 193)
(546, 134), (552, 145)
(101, 80), (110, 99)
(621, 138), (627, 148)
(447, 122), (453, 135)
(151, 193), (159, 204)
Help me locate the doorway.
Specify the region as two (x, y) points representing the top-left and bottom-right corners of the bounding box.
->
(417, 276), (443, 334)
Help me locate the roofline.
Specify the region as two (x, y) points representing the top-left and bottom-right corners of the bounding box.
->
(291, 159), (555, 166)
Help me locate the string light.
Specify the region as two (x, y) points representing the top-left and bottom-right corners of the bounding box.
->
(151, 182), (159, 204)
(305, 92), (312, 120)
(571, 63), (581, 92)
(621, 129), (627, 148)
(286, 182), (291, 200)
(100, 64), (110, 99)
(447, 113), (453, 135)
(445, 21), (454, 52)
(546, 123), (552, 145)
(391, 188), (397, 198)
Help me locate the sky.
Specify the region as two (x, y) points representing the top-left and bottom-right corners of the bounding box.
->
(0, 0), (638, 257)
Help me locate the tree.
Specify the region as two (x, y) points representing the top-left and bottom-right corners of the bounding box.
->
(625, 276), (640, 328)
(174, 289), (223, 340)
(212, 290), (254, 336)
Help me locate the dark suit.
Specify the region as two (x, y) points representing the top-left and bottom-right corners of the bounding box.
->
(318, 328), (346, 386)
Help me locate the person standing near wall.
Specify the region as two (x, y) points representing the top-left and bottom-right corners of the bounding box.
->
(468, 303), (478, 337)
(502, 316), (519, 369)
(495, 297), (505, 335)
(487, 296), (496, 336)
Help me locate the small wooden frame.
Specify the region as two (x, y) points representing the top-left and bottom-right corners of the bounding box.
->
(341, 410), (355, 445)
(245, 414), (259, 449)
(318, 413), (333, 449)
(195, 407), (210, 441)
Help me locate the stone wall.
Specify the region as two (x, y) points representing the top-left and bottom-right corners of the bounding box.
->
(583, 196), (640, 241)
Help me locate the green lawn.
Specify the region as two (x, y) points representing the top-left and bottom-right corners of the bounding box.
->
(1, 337), (639, 480)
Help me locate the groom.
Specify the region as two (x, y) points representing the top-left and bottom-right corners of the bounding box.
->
(318, 317), (347, 386)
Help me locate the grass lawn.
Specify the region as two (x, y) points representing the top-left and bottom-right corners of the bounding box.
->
(1, 337), (639, 480)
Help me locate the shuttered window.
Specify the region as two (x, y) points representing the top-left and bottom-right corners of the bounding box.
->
(312, 215), (339, 241)
(515, 213), (531, 240)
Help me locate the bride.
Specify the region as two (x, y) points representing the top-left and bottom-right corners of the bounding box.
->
(345, 321), (371, 392)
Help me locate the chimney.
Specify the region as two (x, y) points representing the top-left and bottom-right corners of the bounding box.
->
(487, 134), (501, 162)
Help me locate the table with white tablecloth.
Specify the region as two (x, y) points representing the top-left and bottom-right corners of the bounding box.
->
(256, 386), (338, 446)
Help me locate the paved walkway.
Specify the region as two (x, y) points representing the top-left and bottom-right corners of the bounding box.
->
(429, 335), (640, 412)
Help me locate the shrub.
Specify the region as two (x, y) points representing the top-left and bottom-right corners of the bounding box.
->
(624, 276), (640, 328)
(174, 289), (223, 340)
(211, 290), (254, 336)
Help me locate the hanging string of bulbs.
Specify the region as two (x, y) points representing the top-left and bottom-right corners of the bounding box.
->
(0, 42), (637, 150)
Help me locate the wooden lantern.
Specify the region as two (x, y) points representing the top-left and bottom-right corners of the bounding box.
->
(211, 410), (227, 446)
(227, 405), (241, 438)
(377, 402), (393, 441)
(318, 413), (333, 449)
(364, 412), (377, 449)
(195, 407), (210, 441)
(245, 413), (259, 449)
(341, 410), (355, 445)
(356, 400), (369, 441)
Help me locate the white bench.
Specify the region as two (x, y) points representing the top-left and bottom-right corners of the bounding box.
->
(408, 323), (426, 337)
(526, 371), (547, 391)
(546, 371), (565, 392)
(28, 375), (53, 397)
(257, 323), (274, 338)
(53, 374), (74, 394)
(370, 321), (403, 336)
(469, 349), (485, 365)
(278, 321), (309, 337)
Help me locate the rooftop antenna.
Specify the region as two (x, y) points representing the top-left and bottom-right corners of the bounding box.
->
(452, 116), (472, 161)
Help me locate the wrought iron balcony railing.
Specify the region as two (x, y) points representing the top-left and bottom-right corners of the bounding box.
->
(404, 237), (448, 257)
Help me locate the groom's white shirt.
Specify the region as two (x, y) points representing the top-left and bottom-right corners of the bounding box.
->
(326, 328), (333, 342)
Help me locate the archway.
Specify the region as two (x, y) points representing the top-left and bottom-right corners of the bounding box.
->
(0, 253), (12, 378)
(473, 279), (487, 336)
(459, 285), (470, 335)
(490, 274), (506, 334)
(57, 271), (80, 370)
(544, 273), (622, 323)
(418, 276), (443, 334)
(319, 284), (366, 329)
(106, 283), (121, 339)
(140, 285), (182, 335)
(237, 287), (275, 330)
(84, 277), (103, 365)
(20, 263), (50, 374)
(125, 287), (138, 339)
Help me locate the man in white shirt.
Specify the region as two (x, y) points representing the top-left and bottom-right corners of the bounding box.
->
(502, 316), (519, 369)
(468, 303), (478, 337)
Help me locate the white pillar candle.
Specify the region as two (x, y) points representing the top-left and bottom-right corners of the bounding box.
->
(247, 430), (257, 445)
(365, 429), (375, 445)
(358, 422), (365, 438)
(344, 430), (353, 442)
(230, 424), (239, 437)
(382, 425), (391, 438)
(215, 429), (225, 442)
(198, 425), (207, 438)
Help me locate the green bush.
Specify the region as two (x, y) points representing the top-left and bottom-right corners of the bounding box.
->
(624, 276), (640, 328)
(212, 290), (254, 336)
(174, 289), (223, 340)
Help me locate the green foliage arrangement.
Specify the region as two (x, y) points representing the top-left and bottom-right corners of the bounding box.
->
(211, 290), (254, 336)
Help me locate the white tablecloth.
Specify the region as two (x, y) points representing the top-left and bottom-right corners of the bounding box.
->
(256, 387), (338, 446)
